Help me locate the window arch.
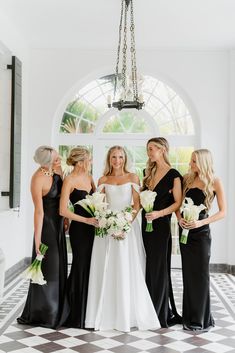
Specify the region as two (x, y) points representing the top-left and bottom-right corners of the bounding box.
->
(54, 74), (198, 180)
(53, 74), (198, 260)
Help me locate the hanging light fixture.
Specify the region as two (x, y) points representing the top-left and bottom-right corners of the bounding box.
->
(107, 0), (144, 110)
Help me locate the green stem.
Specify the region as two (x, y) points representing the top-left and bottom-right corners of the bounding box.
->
(145, 221), (153, 232)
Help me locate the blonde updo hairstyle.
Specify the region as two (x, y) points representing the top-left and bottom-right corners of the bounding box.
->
(34, 145), (54, 167)
(143, 137), (171, 189)
(103, 145), (130, 176)
(66, 146), (90, 167)
(183, 149), (215, 210)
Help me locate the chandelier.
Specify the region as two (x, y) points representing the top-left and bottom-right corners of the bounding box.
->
(107, 0), (144, 110)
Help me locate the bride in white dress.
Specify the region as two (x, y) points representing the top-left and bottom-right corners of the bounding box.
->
(85, 146), (160, 332)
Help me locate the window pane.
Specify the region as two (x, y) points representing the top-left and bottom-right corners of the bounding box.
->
(103, 112), (150, 133)
(169, 146), (194, 176)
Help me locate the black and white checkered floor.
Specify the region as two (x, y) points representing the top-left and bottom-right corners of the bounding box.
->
(0, 270), (235, 353)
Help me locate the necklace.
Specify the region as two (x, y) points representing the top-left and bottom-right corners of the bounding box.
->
(40, 167), (54, 177)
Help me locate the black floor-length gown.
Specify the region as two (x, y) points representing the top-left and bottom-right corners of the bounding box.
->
(180, 188), (215, 331)
(142, 168), (182, 328)
(64, 188), (95, 328)
(17, 174), (68, 328)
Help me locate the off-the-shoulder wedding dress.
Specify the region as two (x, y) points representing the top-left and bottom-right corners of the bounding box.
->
(85, 182), (160, 332)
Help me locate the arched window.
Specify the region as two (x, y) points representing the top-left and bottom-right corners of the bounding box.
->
(53, 74), (198, 261)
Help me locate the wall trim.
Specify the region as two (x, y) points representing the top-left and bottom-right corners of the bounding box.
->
(210, 263), (235, 275)
(4, 259), (235, 287)
(4, 257), (30, 286)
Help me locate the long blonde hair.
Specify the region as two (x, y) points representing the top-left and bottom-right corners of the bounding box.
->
(183, 149), (215, 210)
(103, 146), (130, 176)
(143, 137), (171, 189)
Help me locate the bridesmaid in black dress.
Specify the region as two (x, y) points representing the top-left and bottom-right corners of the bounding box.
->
(59, 147), (98, 328)
(18, 146), (68, 328)
(142, 137), (182, 328)
(177, 149), (226, 331)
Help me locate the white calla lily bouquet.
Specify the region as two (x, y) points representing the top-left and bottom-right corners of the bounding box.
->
(75, 192), (109, 236)
(140, 190), (157, 232)
(180, 197), (206, 244)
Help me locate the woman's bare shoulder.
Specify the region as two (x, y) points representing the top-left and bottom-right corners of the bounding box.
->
(98, 175), (108, 185)
(128, 173), (140, 185)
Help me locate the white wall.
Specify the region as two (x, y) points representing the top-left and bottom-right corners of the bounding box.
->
(27, 48), (231, 264)
(228, 51), (235, 266)
(0, 11), (30, 270)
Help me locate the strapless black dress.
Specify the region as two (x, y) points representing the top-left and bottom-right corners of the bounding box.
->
(179, 187), (215, 331)
(64, 188), (95, 328)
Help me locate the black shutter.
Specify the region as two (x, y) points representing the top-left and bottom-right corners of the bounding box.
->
(8, 56), (22, 209)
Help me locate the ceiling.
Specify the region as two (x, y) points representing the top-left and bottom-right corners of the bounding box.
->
(0, 0), (235, 49)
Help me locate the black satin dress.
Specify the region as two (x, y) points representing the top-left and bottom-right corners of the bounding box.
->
(142, 168), (182, 328)
(64, 188), (95, 328)
(180, 188), (215, 331)
(17, 174), (68, 328)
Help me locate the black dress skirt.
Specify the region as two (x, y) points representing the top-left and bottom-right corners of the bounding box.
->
(142, 168), (182, 328)
(180, 188), (214, 331)
(64, 188), (95, 328)
(17, 174), (68, 328)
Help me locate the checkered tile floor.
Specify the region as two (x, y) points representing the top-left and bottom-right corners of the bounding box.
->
(0, 270), (235, 353)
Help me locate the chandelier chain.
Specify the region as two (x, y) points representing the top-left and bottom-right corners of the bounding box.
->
(108, 0), (144, 110)
(114, 0), (124, 100)
(130, 0), (138, 100)
(122, 0), (128, 98)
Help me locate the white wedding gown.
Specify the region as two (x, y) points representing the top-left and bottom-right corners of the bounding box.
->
(85, 182), (160, 332)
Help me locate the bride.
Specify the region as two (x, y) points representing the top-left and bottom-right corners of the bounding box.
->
(85, 146), (160, 332)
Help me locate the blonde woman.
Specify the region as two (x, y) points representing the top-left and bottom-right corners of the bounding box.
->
(59, 147), (98, 328)
(85, 146), (160, 332)
(17, 146), (68, 328)
(178, 149), (226, 331)
(142, 137), (182, 328)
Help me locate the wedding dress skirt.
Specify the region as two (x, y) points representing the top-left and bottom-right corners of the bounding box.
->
(85, 182), (160, 332)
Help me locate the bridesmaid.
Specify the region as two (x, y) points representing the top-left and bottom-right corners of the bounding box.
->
(142, 137), (182, 328)
(59, 147), (98, 328)
(17, 146), (68, 328)
(177, 149), (226, 331)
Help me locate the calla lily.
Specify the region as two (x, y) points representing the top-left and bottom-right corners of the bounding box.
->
(75, 192), (109, 236)
(180, 197), (206, 244)
(140, 190), (157, 232)
(22, 243), (48, 285)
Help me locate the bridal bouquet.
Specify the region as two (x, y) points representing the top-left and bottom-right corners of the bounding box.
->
(180, 197), (206, 244)
(106, 206), (134, 240)
(140, 190), (157, 232)
(22, 243), (48, 285)
(75, 192), (108, 236)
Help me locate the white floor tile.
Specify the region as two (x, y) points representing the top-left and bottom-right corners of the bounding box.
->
(165, 341), (196, 352)
(163, 330), (192, 340)
(128, 339), (159, 350)
(18, 336), (50, 346)
(55, 337), (87, 347)
(92, 338), (123, 349)
(202, 342), (235, 353)
(24, 327), (55, 335)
